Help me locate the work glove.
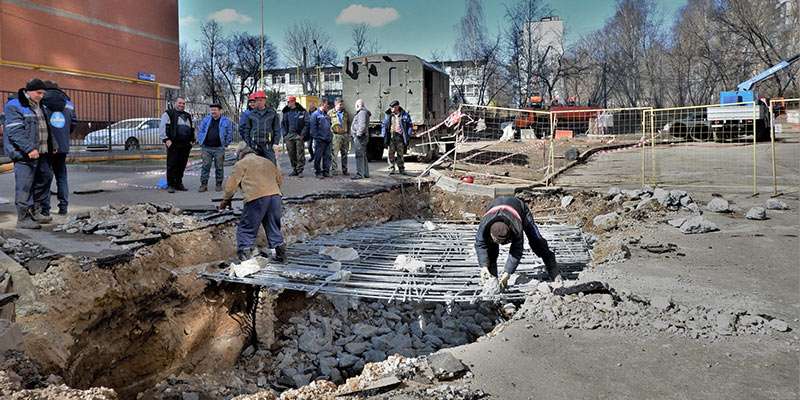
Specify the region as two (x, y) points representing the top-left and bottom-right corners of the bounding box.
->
(545, 257), (561, 282)
(479, 267), (493, 285)
(218, 198), (231, 210)
(498, 272), (510, 290)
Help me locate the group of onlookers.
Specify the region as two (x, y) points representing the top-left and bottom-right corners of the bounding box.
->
(3, 78), (76, 229)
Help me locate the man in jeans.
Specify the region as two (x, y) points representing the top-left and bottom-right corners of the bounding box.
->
(41, 81), (77, 215)
(197, 104), (233, 192)
(350, 99), (371, 180)
(281, 96), (309, 176)
(2, 78), (57, 229)
(159, 97), (195, 193)
(381, 100), (413, 175)
(309, 100), (332, 178)
(219, 143), (286, 262)
(328, 98), (350, 176)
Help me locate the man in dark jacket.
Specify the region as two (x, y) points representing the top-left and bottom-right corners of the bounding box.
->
(309, 100), (333, 178)
(281, 96), (309, 176)
(2, 79), (57, 229)
(350, 99), (371, 180)
(239, 93), (256, 141)
(380, 100), (413, 175)
(159, 97), (195, 193)
(242, 90), (281, 164)
(475, 196), (560, 289)
(41, 81), (77, 215)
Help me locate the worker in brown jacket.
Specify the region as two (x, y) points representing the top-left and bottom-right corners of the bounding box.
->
(220, 143), (286, 262)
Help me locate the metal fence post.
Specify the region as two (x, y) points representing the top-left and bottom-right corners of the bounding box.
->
(752, 101), (758, 196)
(641, 109), (646, 187)
(649, 110), (656, 187)
(769, 99), (778, 195)
(106, 92), (112, 152)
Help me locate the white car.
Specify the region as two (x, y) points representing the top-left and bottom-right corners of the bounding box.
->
(83, 118), (161, 151)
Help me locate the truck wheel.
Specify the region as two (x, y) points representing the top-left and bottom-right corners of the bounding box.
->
(367, 140), (384, 161)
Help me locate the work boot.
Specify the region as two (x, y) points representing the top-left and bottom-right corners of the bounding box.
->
(342, 170), (349, 176)
(58, 207), (68, 215)
(322, 171), (331, 178)
(237, 248), (255, 262)
(351, 175), (364, 180)
(176, 184), (188, 192)
(399, 168), (406, 176)
(546, 262), (562, 282)
(167, 186), (176, 193)
(16, 209), (41, 230)
(288, 171), (299, 177)
(274, 244), (287, 263)
(389, 166), (397, 175)
(198, 184), (208, 192)
(215, 183), (223, 192)
(32, 210), (52, 224)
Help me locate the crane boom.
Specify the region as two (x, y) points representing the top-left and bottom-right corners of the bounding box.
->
(736, 53), (800, 92)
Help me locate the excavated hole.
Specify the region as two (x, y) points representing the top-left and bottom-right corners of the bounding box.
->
(239, 290), (506, 390)
(10, 183), (512, 399)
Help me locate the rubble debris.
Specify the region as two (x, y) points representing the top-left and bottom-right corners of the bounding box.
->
(237, 298), (502, 389)
(393, 255), (429, 274)
(1, 238), (57, 272)
(706, 197), (731, 213)
(423, 221), (439, 231)
(765, 198), (790, 210)
(560, 195), (574, 208)
(678, 216), (719, 234)
(639, 242), (677, 254)
(552, 281), (610, 296)
(319, 246), (360, 262)
(593, 212), (619, 231)
(767, 318), (789, 332)
(515, 283), (790, 340)
(426, 352), (468, 381)
(230, 257), (267, 278)
(745, 207), (767, 220)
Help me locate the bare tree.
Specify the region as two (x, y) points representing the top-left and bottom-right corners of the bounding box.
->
(221, 32), (278, 112)
(199, 21), (225, 104)
(283, 21), (339, 95)
(503, 0), (552, 107)
(452, 0), (506, 106)
(347, 24), (379, 57)
(179, 43), (197, 92)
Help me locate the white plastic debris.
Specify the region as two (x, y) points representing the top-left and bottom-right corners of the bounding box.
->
(326, 261), (342, 271)
(499, 121), (515, 142)
(393, 255), (429, 274)
(319, 246), (359, 261)
(326, 270), (352, 282)
(229, 257), (264, 278)
(423, 221), (438, 231)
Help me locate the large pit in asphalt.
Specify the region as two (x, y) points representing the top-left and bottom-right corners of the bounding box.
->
(7, 182), (518, 399)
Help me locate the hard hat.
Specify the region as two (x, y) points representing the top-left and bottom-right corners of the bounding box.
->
(253, 90), (267, 99)
(287, 95), (297, 102)
(247, 93), (256, 101)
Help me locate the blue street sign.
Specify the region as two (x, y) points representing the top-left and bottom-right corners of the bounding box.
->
(138, 72), (156, 82)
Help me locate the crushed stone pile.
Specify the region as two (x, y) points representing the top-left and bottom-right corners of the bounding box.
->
(0, 237), (55, 273)
(54, 203), (237, 243)
(237, 296), (503, 389)
(513, 282), (792, 340)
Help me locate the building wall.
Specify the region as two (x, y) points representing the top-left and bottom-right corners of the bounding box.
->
(0, 0), (179, 97)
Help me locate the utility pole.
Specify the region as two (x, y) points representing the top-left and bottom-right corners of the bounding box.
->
(259, 0), (264, 91)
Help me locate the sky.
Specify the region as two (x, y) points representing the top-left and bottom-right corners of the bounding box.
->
(179, 0), (688, 65)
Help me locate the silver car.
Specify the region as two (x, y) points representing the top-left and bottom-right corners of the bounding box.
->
(83, 118), (161, 151)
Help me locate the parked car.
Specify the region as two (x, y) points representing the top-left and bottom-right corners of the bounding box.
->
(84, 118), (161, 151)
(661, 113), (710, 140)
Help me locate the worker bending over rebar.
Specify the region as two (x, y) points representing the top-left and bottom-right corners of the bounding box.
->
(475, 196), (560, 289)
(219, 143), (286, 262)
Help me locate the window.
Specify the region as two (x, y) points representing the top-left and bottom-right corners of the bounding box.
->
(388, 67), (396, 86)
(289, 73), (300, 84)
(271, 74), (286, 84)
(324, 71), (340, 82)
(145, 120), (160, 129)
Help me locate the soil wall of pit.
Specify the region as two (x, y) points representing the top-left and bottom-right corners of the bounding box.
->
(13, 183), (469, 398)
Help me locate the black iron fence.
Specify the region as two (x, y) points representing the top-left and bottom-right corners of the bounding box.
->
(1, 88), (245, 156)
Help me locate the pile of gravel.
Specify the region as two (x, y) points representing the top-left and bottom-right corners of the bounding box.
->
(515, 282), (791, 340)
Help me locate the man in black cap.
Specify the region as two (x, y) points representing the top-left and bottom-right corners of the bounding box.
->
(474, 196), (560, 289)
(2, 78), (57, 228)
(380, 100), (413, 175)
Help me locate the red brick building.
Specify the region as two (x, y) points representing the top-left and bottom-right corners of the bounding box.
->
(0, 0), (179, 97)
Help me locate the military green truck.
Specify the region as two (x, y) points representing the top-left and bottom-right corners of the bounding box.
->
(342, 54), (451, 161)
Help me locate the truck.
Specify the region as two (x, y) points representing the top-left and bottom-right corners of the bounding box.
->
(341, 54), (451, 161)
(707, 53), (799, 141)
